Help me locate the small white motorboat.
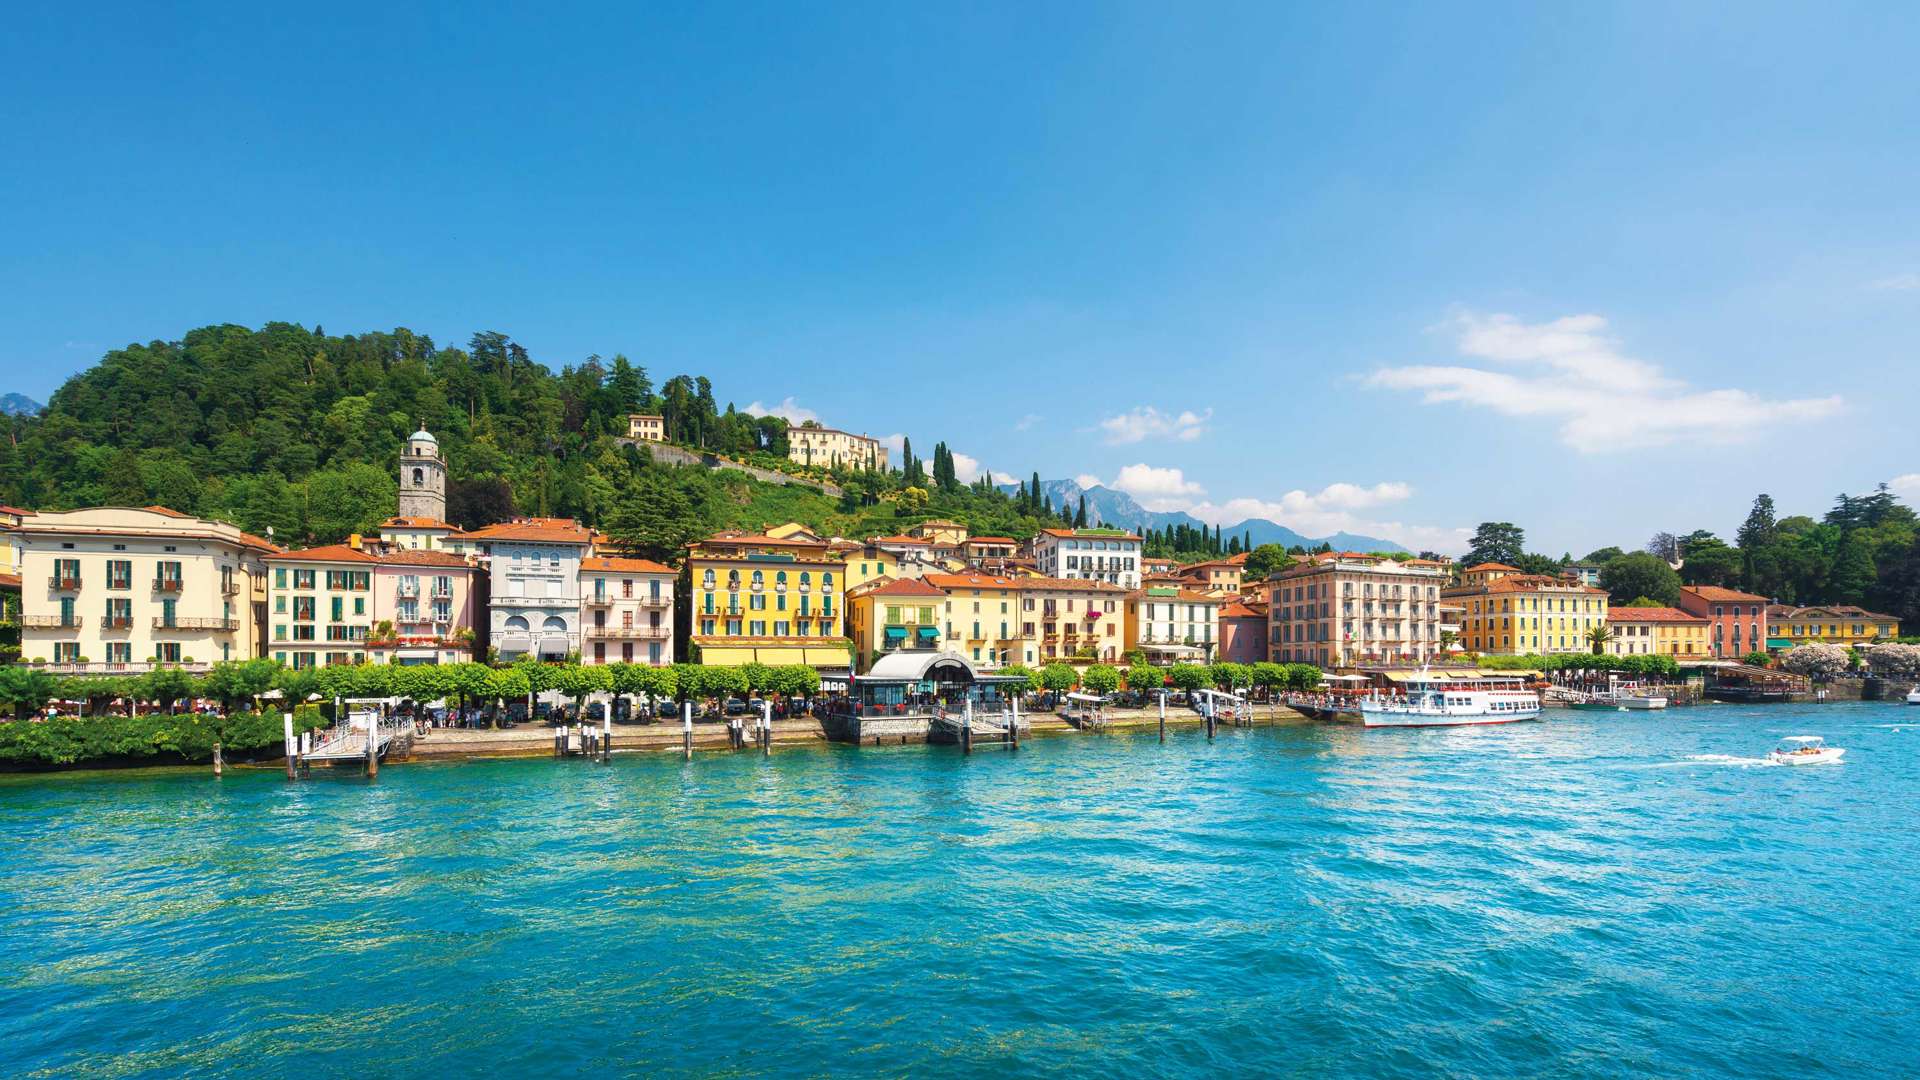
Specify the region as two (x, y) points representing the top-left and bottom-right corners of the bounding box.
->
(1768, 735), (1845, 766)
(1906, 685), (1920, 705)
(1618, 694), (1669, 710)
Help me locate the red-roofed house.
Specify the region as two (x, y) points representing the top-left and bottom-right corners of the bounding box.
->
(1677, 585), (1770, 658)
(1606, 606), (1710, 657)
(846, 576), (949, 669)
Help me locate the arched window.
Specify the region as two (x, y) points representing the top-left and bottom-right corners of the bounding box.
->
(751, 570), (764, 591)
(775, 571), (787, 592)
(702, 570), (715, 588)
(727, 570), (740, 589)
(542, 615), (568, 632)
(822, 572), (834, 589)
(504, 615), (530, 631)
(412, 467), (424, 487)
(799, 572), (811, 593)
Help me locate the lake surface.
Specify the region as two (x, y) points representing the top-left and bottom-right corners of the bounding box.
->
(2, 702), (1917, 1078)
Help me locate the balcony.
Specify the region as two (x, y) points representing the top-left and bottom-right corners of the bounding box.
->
(29, 660), (213, 675)
(585, 593), (612, 607)
(430, 585), (454, 599)
(585, 625), (670, 640)
(23, 615), (84, 629)
(49, 575), (81, 591)
(153, 578), (184, 593)
(103, 615), (133, 630)
(221, 580), (241, 596)
(153, 617), (240, 632)
(639, 595), (671, 608)
(395, 582), (420, 598)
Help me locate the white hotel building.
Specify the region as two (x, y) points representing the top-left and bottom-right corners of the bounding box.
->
(1031, 528), (1142, 590)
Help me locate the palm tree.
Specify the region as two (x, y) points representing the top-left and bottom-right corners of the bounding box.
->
(1586, 624), (1613, 655)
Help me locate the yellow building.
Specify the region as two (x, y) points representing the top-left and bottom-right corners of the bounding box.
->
(1021, 577), (1129, 665)
(845, 576), (947, 670)
(626, 414), (665, 442)
(1766, 605), (1901, 649)
(907, 519), (968, 546)
(1445, 563), (1609, 655)
(265, 544), (378, 668)
(683, 528), (850, 671)
(1605, 606), (1711, 657)
(924, 571), (1027, 668)
(834, 540), (903, 591)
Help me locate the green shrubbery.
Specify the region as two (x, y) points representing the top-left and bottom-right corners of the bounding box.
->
(1472, 652), (1682, 677)
(0, 710), (331, 767)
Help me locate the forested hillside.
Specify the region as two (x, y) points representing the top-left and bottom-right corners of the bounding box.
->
(0, 322), (1238, 561)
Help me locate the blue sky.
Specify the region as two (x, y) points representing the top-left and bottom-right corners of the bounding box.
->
(4, 2), (1918, 554)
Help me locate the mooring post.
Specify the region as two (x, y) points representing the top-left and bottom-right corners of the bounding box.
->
(683, 700), (694, 761)
(761, 699), (772, 757)
(962, 698), (974, 756)
(1205, 698), (1216, 741)
(1158, 692), (1166, 743)
(212, 741), (223, 778)
(282, 712), (296, 780)
(1011, 693), (1021, 747)
(554, 723), (565, 758)
(366, 715), (379, 778)
(602, 712), (613, 763)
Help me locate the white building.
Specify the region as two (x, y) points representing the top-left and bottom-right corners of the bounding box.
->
(786, 423), (889, 471)
(460, 518), (595, 661)
(1032, 528), (1142, 590)
(580, 556), (675, 666)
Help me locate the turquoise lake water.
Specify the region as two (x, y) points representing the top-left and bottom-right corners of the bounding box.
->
(2, 702), (1917, 1078)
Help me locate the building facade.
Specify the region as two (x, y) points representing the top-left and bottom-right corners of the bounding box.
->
(1217, 600), (1268, 664)
(1021, 577), (1128, 664)
(371, 549), (479, 666)
(1765, 605), (1901, 650)
(626, 414), (665, 442)
(1031, 528), (1142, 590)
(1124, 586), (1223, 664)
(265, 545), (377, 668)
(1444, 562), (1608, 656)
(786, 424), (888, 471)
(1176, 553), (1247, 596)
(1676, 585), (1770, 658)
(683, 529), (850, 670)
(1269, 553), (1448, 666)
(462, 518), (596, 662)
(1605, 606), (1711, 657)
(20, 506), (275, 672)
(580, 555), (675, 666)
(923, 571), (1026, 669)
(846, 576), (947, 670)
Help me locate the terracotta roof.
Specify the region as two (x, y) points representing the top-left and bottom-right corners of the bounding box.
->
(1038, 528), (1143, 541)
(1607, 606), (1709, 624)
(266, 543), (381, 564)
(461, 518), (593, 544)
(923, 572), (1024, 590)
(963, 536), (1017, 545)
(581, 555), (673, 574)
(1767, 604), (1898, 620)
(1681, 585), (1769, 603)
(850, 576), (947, 599)
(694, 530), (830, 549)
(380, 549), (473, 568)
(869, 534), (933, 545)
(1021, 575), (1129, 594)
(1135, 587), (1224, 604)
(1464, 562), (1520, 572)
(0, 572), (20, 590)
(1448, 575), (1606, 595)
(1220, 602), (1264, 619)
(142, 505), (193, 519)
(381, 516), (461, 531)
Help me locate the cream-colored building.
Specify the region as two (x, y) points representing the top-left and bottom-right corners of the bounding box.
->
(1605, 607), (1710, 657)
(19, 506), (277, 672)
(786, 423), (889, 471)
(265, 543), (379, 669)
(1124, 586), (1224, 664)
(924, 571), (1027, 669)
(1269, 552), (1449, 666)
(627, 414), (665, 442)
(1021, 577), (1129, 664)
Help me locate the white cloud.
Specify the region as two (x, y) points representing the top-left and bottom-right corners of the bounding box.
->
(1891, 474), (1920, 499)
(744, 396), (819, 424)
(1103, 463), (1208, 511)
(949, 450), (1012, 486)
(878, 432), (907, 460)
(1073, 473), (1102, 490)
(1366, 311), (1843, 452)
(1014, 413), (1042, 432)
(1096, 405), (1212, 444)
(1869, 273), (1920, 292)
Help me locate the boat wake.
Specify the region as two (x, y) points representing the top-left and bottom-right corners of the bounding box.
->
(1671, 754), (1783, 769)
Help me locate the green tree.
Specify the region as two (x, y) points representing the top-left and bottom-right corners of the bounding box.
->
(1167, 663), (1211, 693)
(1600, 552), (1682, 607)
(1465, 522), (1525, 567)
(605, 468), (708, 560)
(305, 462), (397, 543)
(1080, 664), (1120, 695)
(1038, 663), (1077, 694)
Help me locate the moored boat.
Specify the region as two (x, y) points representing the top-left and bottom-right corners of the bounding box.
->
(1767, 735), (1845, 766)
(1617, 694), (1668, 710)
(1906, 686), (1920, 705)
(1359, 668), (1541, 728)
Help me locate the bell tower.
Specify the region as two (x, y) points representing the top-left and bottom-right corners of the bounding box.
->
(397, 424), (448, 521)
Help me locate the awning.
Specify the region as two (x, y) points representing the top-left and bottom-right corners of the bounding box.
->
(498, 633), (532, 653)
(915, 626), (939, 641)
(884, 627), (908, 642)
(1142, 643), (1203, 655)
(1766, 638), (1793, 649)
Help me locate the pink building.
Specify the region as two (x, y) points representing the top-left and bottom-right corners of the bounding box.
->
(1217, 600), (1268, 664)
(369, 549), (481, 665)
(1677, 585), (1770, 659)
(579, 556), (675, 666)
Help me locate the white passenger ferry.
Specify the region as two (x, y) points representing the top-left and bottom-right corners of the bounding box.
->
(1359, 668), (1542, 728)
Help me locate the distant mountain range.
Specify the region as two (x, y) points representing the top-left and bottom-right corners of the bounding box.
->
(996, 478), (1409, 554)
(0, 393), (42, 416)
